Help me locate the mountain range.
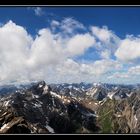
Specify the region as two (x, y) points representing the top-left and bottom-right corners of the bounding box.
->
(0, 81), (140, 133)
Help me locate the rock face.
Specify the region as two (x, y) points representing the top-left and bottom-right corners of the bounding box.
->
(49, 83), (92, 100)
(96, 91), (140, 133)
(1, 81), (140, 134)
(0, 81), (99, 134)
(86, 83), (135, 101)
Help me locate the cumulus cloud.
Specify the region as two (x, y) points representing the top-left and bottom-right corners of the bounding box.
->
(91, 59), (122, 75)
(1, 19), (140, 84)
(115, 37), (140, 63)
(91, 26), (113, 42)
(55, 59), (122, 83)
(91, 26), (120, 60)
(66, 33), (95, 56)
(28, 28), (63, 68)
(0, 20), (33, 83)
(0, 20), (98, 84)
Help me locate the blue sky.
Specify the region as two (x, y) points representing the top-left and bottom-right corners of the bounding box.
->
(1, 7), (140, 37)
(0, 7), (140, 84)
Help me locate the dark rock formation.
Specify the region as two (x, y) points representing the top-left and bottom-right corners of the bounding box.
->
(0, 81), (99, 134)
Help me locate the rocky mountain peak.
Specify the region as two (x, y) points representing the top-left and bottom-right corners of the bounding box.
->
(0, 82), (140, 134)
(0, 81), (100, 134)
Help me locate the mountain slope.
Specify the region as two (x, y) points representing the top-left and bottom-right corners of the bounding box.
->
(0, 81), (100, 134)
(97, 91), (140, 133)
(0, 81), (140, 134)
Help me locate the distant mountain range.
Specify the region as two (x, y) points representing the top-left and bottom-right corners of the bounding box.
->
(0, 81), (140, 133)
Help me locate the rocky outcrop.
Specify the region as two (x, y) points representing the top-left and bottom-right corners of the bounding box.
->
(96, 91), (140, 133)
(1, 81), (139, 134)
(0, 81), (100, 134)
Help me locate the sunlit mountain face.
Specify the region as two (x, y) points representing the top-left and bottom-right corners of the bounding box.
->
(0, 81), (140, 133)
(0, 7), (140, 134)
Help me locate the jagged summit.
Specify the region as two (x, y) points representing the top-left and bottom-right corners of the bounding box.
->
(0, 81), (140, 133)
(0, 81), (99, 134)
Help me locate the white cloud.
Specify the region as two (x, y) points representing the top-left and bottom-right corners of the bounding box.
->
(115, 37), (140, 63)
(0, 20), (97, 84)
(108, 65), (140, 81)
(61, 17), (85, 33)
(91, 26), (120, 60)
(50, 17), (85, 35)
(66, 33), (95, 56)
(61, 18), (85, 33)
(56, 59), (80, 75)
(0, 20), (33, 83)
(51, 20), (60, 31)
(0, 19), (139, 84)
(91, 26), (112, 42)
(108, 72), (129, 79)
(0, 21), (61, 84)
(100, 49), (111, 59)
(128, 65), (140, 75)
(34, 7), (44, 16)
(28, 28), (61, 67)
(89, 59), (122, 75)
(51, 20), (60, 27)
(55, 59), (122, 83)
